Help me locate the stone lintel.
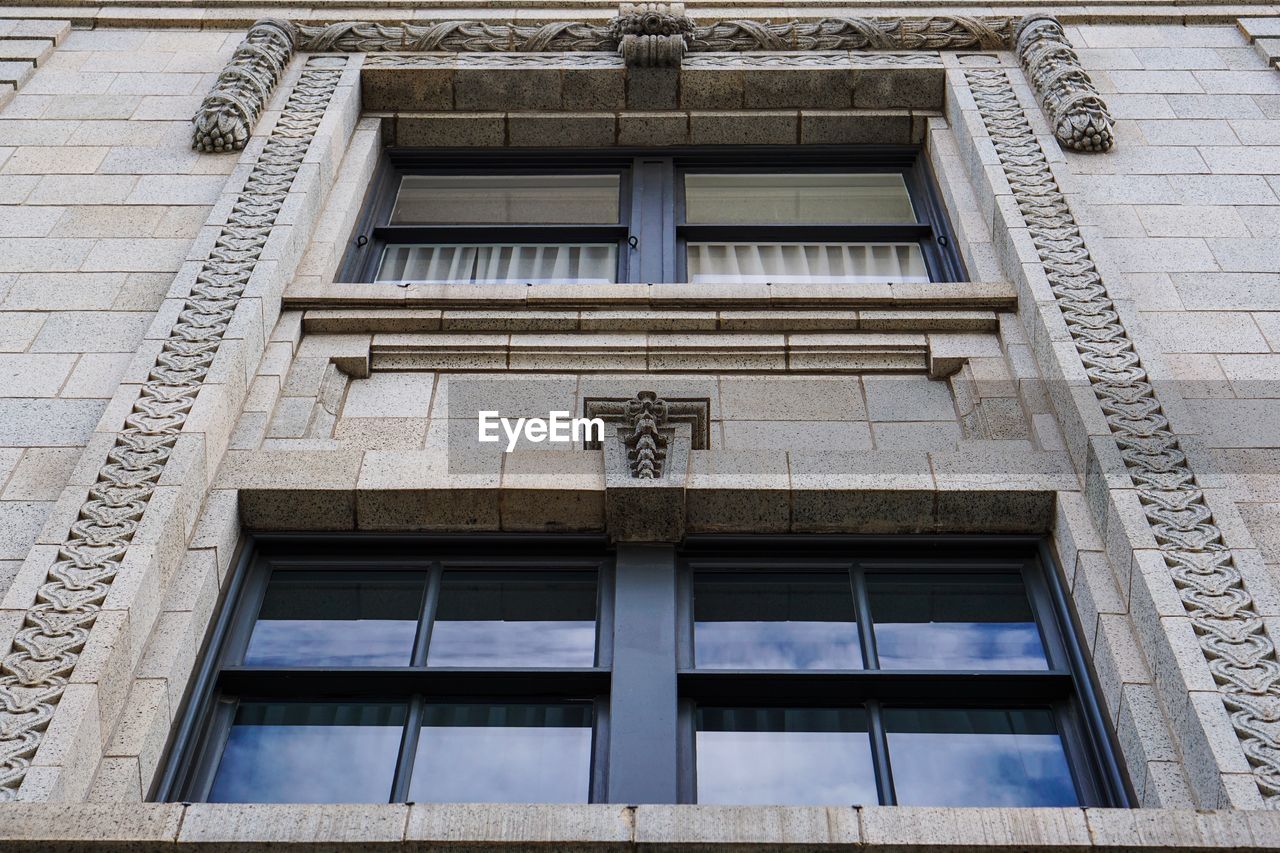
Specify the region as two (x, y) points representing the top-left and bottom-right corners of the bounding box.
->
(220, 447), (1066, 537)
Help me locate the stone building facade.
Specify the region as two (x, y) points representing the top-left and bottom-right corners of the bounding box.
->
(1, 0), (1280, 848)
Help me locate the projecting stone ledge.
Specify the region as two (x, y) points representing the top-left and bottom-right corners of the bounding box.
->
(218, 446), (1072, 541)
(2, 804), (1280, 849)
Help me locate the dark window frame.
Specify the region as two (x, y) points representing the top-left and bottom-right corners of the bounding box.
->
(156, 534), (1129, 808)
(158, 535), (615, 804)
(339, 146), (967, 285)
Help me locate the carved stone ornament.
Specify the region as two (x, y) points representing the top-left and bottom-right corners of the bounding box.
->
(0, 57), (346, 801)
(191, 18), (297, 153)
(966, 66), (1280, 807)
(200, 12), (1124, 154)
(584, 390), (710, 480)
(610, 3), (694, 67)
(1016, 15), (1115, 152)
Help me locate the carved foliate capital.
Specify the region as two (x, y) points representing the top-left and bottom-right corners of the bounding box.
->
(611, 3), (694, 66)
(1015, 14), (1115, 153)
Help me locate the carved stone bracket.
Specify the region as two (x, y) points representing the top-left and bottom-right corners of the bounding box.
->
(192, 18), (297, 153)
(610, 2), (694, 67)
(1016, 15), (1115, 153)
(0, 57), (346, 801)
(965, 66), (1278, 807)
(584, 390), (710, 480)
(584, 391), (710, 543)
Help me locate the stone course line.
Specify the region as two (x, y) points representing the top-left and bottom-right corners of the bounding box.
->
(1015, 16), (1114, 152)
(0, 56), (346, 801)
(192, 18), (297, 153)
(965, 66), (1280, 807)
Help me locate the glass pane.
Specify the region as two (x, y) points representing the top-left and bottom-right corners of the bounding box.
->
(868, 573), (1048, 670)
(694, 572), (860, 670)
(686, 242), (927, 284)
(375, 243), (617, 284)
(427, 570), (597, 667)
(243, 571), (423, 667)
(685, 173), (915, 224)
(885, 707), (1078, 806)
(391, 174), (619, 224)
(207, 701), (406, 803)
(408, 703), (592, 803)
(696, 707), (876, 805)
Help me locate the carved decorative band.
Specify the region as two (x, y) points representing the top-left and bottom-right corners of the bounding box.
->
(965, 66), (1280, 807)
(0, 57), (346, 801)
(192, 18), (297, 153)
(1016, 15), (1115, 152)
(688, 15), (1011, 52)
(295, 14), (1014, 55)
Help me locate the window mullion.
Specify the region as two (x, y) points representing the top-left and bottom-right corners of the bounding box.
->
(629, 157), (674, 283)
(606, 543), (679, 803)
(866, 699), (897, 806)
(390, 695), (426, 803)
(411, 562), (442, 667)
(851, 566), (879, 670)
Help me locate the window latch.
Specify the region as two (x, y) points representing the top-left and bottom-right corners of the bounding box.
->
(627, 235), (639, 250)
(355, 235), (369, 248)
(936, 235), (950, 247)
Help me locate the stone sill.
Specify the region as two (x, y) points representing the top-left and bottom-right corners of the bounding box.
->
(284, 281), (1017, 311)
(3, 803), (1280, 850)
(302, 307), (1001, 335)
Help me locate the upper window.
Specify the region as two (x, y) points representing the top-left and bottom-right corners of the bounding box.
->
(161, 537), (1126, 808)
(344, 149), (965, 285)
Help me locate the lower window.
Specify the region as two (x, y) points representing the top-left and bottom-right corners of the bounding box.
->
(161, 537), (1127, 807)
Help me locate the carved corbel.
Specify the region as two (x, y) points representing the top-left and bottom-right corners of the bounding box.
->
(192, 18), (298, 153)
(585, 390), (710, 541)
(610, 3), (694, 67)
(1015, 15), (1115, 153)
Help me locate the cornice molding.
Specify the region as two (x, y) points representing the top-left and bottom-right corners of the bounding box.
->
(192, 11), (1115, 155)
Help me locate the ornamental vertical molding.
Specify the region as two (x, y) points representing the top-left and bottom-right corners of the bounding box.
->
(192, 18), (298, 153)
(965, 66), (1280, 807)
(0, 57), (346, 801)
(1015, 15), (1115, 152)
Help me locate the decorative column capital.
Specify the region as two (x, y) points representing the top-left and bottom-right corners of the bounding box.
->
(610, 3), (694, 67)
(1015, 14), (1115, 153)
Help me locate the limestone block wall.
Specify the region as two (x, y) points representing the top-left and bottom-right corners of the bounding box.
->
(0, 5), (1277, 827)
(0, 27), (238, 597)
(1062, 20), (1280, 603)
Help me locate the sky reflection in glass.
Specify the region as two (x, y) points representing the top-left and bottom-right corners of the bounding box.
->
(696, 707), (876, 805)
(243, 571), (423, 667)
(694, 574), (860, 670)
(409, 703), (592, 803)
(886, 708), (1077, 806)
(207, 701), (405, 803)
(868, 573), (1048, 670)
(427, 571), (596, 668)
